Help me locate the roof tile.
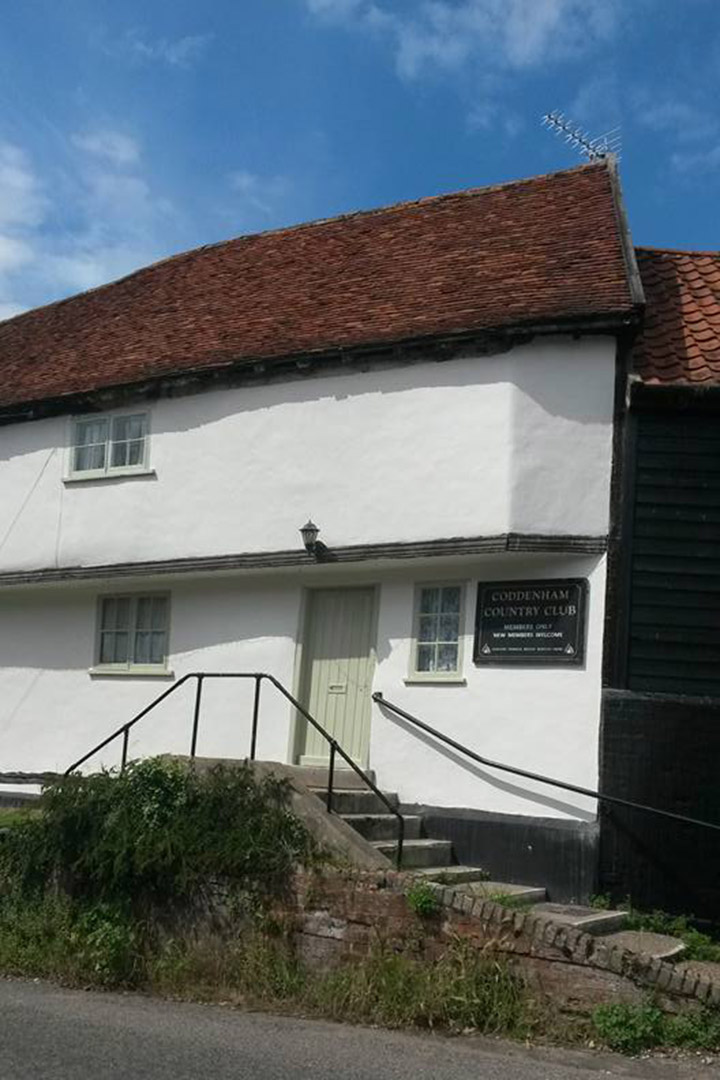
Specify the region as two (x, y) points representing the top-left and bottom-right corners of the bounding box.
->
(0, 162), (635, 412)
(632, 248), (720, 386)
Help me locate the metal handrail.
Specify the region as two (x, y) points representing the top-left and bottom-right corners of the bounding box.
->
(372, 692), (720, 835)
(63, 672), (404, 868)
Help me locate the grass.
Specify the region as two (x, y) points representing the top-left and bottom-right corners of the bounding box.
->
(0, 807), (38, 829)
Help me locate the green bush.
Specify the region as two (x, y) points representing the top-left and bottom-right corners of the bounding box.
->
(592, 1001), (665, 1054)
(592, 999), (720, 1055)
(0, 758), (317, 913)
(666, 1008), (720, 1050)
(406, 880), (440, 918)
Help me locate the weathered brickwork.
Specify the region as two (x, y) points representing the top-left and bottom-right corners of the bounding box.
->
(291, 869), (720, 1015)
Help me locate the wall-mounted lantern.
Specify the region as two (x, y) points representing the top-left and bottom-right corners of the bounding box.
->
(300, 519), (320, 556)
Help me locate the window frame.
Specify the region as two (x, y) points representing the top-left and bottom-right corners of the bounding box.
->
(406, 581), (467, 685)
(91, 592), (172, 677)
(66, 411), (153, 482)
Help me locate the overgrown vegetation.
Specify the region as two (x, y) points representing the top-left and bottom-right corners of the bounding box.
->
(2, 759), (719, 1053)
(405, 879), (440, 918)
(623, 907), (720, 964)
(0, 758), (316, 914)
(592, 1000), (720, 1055)
(590, 894), (720, 964)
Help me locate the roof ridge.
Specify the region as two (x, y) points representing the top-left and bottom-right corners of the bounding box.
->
(0, 161), (610, 330)
(636, 245), (720, 257)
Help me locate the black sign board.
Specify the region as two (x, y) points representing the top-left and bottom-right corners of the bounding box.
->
(474, 578), (588, 666)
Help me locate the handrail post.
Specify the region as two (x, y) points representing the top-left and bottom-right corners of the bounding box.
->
(250, 675), (261, 761)
(190, 675), (204, 759)
(396, 813), (404, 870)
(121, 727), (129, 772)
(326, 743), (336, 813)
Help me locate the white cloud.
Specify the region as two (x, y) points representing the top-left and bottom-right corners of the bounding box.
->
(0, 143), (48, 229)
(671, 144), (720, 174)
(308, 0), (618, 77)
(0, 301), (24, 321)
(635, 98), (718, 144)
(0, 133), (180, 319)
(72, 130), (141, 167)
(229, 171), (291, 220)
(122, 30), (213, 68)
(307, 0), (366, 15)
(307, 0), (619, 139)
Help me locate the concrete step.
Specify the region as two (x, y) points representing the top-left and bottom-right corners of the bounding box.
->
(372, 838), (453, 869)
(314, 789), (399, 815)
(460, 881), (547, 904)
(603, 930), (686, 962)
(341, 813), (422, 841)
(414, 866), (493, 885)
(290, 765), (376, 791)
(531, 903), (627, 936)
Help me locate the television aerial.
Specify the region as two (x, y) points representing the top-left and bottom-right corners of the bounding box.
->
(541, 111), (621, 162)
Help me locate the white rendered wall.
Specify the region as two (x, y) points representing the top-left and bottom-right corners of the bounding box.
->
(0, 337), (615, 573)
(0, 553), (604, 819)
(370, 555), (605, 820)
(0, 579), (302, 777)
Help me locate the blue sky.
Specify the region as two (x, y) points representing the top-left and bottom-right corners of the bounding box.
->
(1, 0), (719, 318)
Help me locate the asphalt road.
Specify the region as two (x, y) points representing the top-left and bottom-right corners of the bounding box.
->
(0, 978), (717, 1080)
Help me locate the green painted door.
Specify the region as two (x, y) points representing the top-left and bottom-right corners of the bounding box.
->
(298, 587), (376, 766)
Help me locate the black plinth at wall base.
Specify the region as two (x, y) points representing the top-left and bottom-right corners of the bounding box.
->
(403, 804), (599, 904)
(599, 689), (720, 922)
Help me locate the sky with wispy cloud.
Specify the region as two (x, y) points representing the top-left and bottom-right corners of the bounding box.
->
(0, 0), (718, 320)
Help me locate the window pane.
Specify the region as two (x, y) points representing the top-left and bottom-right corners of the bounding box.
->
(150, 597), (168, 631)
(110, 440), (129, 468)
(127, 439), (144, 466)
(149, 632), (166, 664)
(136, 597), (153, 630)
(100, 631), (129, 664)
(134, 631), (151, 664)
(416, 644), (435, 672)
(438, 613), (460, 642)
(75, 419), (108, 446)
(111, 416), (146, 469)
(113, 415), (146, 442)
(437, 643), (459, 672)
(419, 587), (440, 615)
(440, 587), (461, 614)
(418, 615), (437, 642)
(101, 597), (131, 631)
(74, 442), (106, 472)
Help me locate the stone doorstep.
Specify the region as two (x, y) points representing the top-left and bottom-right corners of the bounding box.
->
(413, 866), (494, 885)
(340, 814), (422, 841)
(459, 881), (547, 904)
(372, 838), (453, 869)
(531, 903), (628, 936)
(602, 930), (687, 962)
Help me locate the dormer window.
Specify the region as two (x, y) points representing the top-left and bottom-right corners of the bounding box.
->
(69, 413), (150, 479)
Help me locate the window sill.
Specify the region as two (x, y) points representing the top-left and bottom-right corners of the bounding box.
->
(64, 469), (157, 485)
(404, 676), (467, 686)
(89, 667), (174, 679)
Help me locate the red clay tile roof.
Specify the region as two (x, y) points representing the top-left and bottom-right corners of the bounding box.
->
(632, 248), (720, 385)
(0, 161), (638, 412)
